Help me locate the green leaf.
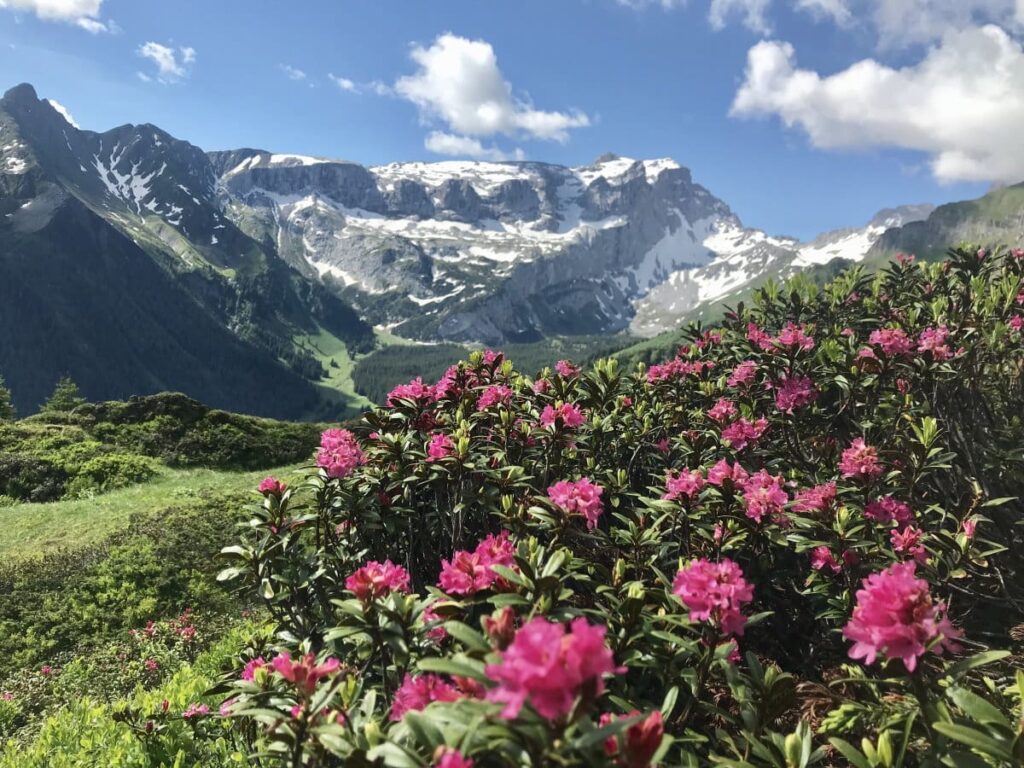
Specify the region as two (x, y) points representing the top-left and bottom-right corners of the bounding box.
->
(828, 738), (872, 768)
(943, 651), (1011, 681)
(931, 723), (1013, 760)
(417, 656), (486, 681)
(442, 621), (490, 652)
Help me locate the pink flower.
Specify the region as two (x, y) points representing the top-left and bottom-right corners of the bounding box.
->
(182, 703), (210, 719)
(390, 674), (461, 721)
(144, 658), (159, 671)
(476, 530), (517, 570)
(600, 710), (665, 768)
(721, 417), (769, 451)
(271, 652), (341, 697)
(484, 606), (517, 650)
(774, 322), (815, 352)
(774, 374), (817, 413)
(839, 438), (883, 481)
(439, 551), (492, 595)
(890, 526), (927, 562)
(476, 385), (512, 411)
(792, 482), (837, 515)
(345, 560), (411, 603)
(435, 749), (474, 768)
(1010, 315), (1024, 333)
(707, 398), (737, 423)
(663, 468), (705, 502)
(420, 603), (449, 642)
(482, 349), (504, 366)
(242, 657), (266, 681)
(746, 323), (774, 351)
(962, 518), (977, 538)
(555, 359), (579, 377)
(387, 377), (437, 406)
(864, 496), (913, 528)
(727, 360), (758, 388)
(1013, 249), (1024, 260)
(869, 328), (913, 357)
(427, 432), (455, 461)
(540, 402), (586, 429)
(532, 377), (550, 394)
(672, 558), (753, 636)
(218, 697), (237, 718)
(548, 478), (604, 529)
(655, 437), (671, 454)
(707, 459), (749, 490)
(258, 476), (287, 497)
(317, 428), (365, 479)
(485, 617), (621, 720)
(917, 326), (952, 361)
(741, 470), (789, 524)
(810, 546), (842, 574)
(895, 252), (915, 265)
(843, 562), (962, 672)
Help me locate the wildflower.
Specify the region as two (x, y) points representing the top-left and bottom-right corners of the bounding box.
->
(484, 607), (517, 650)
(435, 749), (474, 768)
(555, 359), (579, 377)
(532, 377), (550, 394)
(485, 617), (621, 720)
(655, 437), (671, 454)
(663, 468), (705, 502)
(386, 377), (437, 406)
(482, 349), (504, 366)
(839, 438), (883, 481)
(548, 478), (604, 529)
(271, 652), (341, 697)
(258, 476), (287, 497)
(962, 518), (977, 538)
(390, 674), (462, 720)
(144, 659), (159, 671)
(917, 326), (952, 361)
(600, 710), (665, 768)
(427, 432), (455, 461)
(1011, 315), (1023, 332)
(869, 328), (913, 357)
(746, 323), (774, 351)
(317, 428), (365, 479)
(707, 397), (737, 423)
(792, 482), (837, 515)
(707, 459), (749, 490)
(843, 562), (962, 672)
(420, 603), (448, 642)
(895, 252), (915, 265)
(182, 703), (210, 719)
(741, 470), (788, 524)
(810, 546), (842, 574)
(219, 697), (237, 718)
(727, 360), (758, 388)
(774, 374), (817, 413)
(438, 551), (492, 595)
(434, 365), (462, 399)
(890, 526), (927, 562)
(345, 560), (411, 603)
(40, 665), (54, 676)
(672, 558), (753, 636)
(475, 530), (517, 571)
(864, 496), (913, 528)
(774, 322), (815, 352)
(540, 402), (586, 429)
(476, 385), (512, 411)
(721, 417), (769, 451)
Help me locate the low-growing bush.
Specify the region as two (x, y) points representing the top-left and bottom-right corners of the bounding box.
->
(63, 453), (160, 498)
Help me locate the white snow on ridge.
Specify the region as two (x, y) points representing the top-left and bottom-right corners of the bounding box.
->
(793, 226), (884, 267)
(269, 153), (330, 167)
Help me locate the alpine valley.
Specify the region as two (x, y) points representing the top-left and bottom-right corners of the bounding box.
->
(3, 82), (1022, 417)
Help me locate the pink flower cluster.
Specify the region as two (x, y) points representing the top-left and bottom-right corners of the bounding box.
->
(774, 322), (815, 352)
(672, 558), (753, 636)
(810, 546), (843, 574)
(476, 384), (513, 411)
(917, 326), (952, 361)
(727, 360), (758, 388)
(271, 652), (341, 696)
(839, 438), (883, 481)
(890, 526), (927, 562)
(555, 359), (579, 377)
(438, 531), (517, 595)
(663, 468), (705, 502)
(485, 617), (621, 720)
(390, 673), (461, 720)
(868, 327), (913, 357)
(646, 357), (715, 383)
(600, 710), (665, 768)
(707, 397), (737, 423)
(182, 703), (210, 719)
(258, 476), (287, 497)
(747, 323), (774, 351)
(774, 374), (817, 413)
(540, 402), (586, 429)
(843, 562), (962, 672)
(864, 495), (913, 527)
(548, 477), (604, 529)
(707, 459), (749, 490)
(721, 417), (769, 451)
(792, 482), (837, 515)
(435, 749), (474, 768)
(741, 469), (789, 524)
(317, 428), (366, 479)
(427, 432), (455, 461)
(386, 376), (438, 406)
(345, 560), (411, 603)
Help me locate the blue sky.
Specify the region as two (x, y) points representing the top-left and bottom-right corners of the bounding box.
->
(1, 1), (1022, 239)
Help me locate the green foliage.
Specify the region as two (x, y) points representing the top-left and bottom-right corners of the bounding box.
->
(38, 376), (85, 414)
(63, 453), (159, 498)
(0, 375), (15, 422)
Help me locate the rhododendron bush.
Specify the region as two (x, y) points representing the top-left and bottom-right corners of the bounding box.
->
(216, 248), (1024, 767)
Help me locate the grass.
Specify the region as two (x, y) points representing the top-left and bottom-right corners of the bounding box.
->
(0, 462), (305, 561)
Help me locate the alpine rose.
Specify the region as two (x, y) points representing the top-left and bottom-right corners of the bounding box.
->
(721, 417), (769, 451)
(869, 328), (913, 357)
(476, 385), (512, 411)
(727, 360), (758, 388)
(389, 673), (461, 721)
(864, 496), (914, 528)
(774, 374), (817, 413)
(426, 432), (455, 461)
(663, 468), (705, 502)
(317, 428), (365, 479)
(741, 470), (788, 524)
(774, 322), (815, 352)
(345, 560), (411, 603)
(600, 710), (665, 768)
(792, 482), (837, 515)
(258, 476), (287, 497)
(672, 558), (753, 636)
(707, 397), (737, 423)
(270, 652), (341, 696)
(548, 478), (604, 529)
(707, 459), (749, 490)
(839, 438), (882, 481)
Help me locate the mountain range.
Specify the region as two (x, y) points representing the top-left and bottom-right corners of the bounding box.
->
(2, 82), (1022, 417)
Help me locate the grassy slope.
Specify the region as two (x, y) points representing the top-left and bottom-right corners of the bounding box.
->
(0, 463), (305, 560)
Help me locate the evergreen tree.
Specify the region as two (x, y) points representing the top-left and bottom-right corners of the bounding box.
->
(0, 374), (15, 421)
(40, 375), (86, 414)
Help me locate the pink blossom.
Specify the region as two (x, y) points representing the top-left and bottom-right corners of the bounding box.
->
(727, 360), (758, 388)
(390, 674), (461, 721)
(843, 562), (962, 672)
(435, 749), (475, 768)
(741, 470), (788, 524)
(218, 697), (237, 718)
(485, 617), (621, 720)
(600, 710), (665, 768)
(434, 365), (462, 399)
(774, 374), (817, 413)
(548, 478), (605, 529)
(555, 359), (579, 377)
(144, 659), (159, 671)
(656, 437), (671, 454)
(810, 547), (842, 574)
(646, 358), (715, 382)
(746, 323), (774, 351)
(182, 703), (210, 719)
(1013, 249), (1024, 260)
(386, 377), (437, 406)
(345, 560), (411, 603)
(895, 252), (915, 265)
(482, 349), (504, 366)
(672, 558), (753, 636)
(271, 652), (341, 697)
(532, 377), (550, 394)
(663, 468), (705, 502)
(420, 603), (448, 642)
(317, 428), (365, 479)
(792, 482), (837, 515)
(707, 398), (737, 423)
(890, 526), (927, 562)
(917, 326), (952, 361)
(427, 433), (455, 461)
(962, 518), (977, 539)
(540, 402), (586, 429)
(869, 328), (914, 357)
(476, 385), (513, 411)
(720, 417), (769, 451)
(707, 459), (749, 490)
(439, 551), (492, 595)
(1011, 315), (1023, 332)
(476, 530), (517, 570)
(839, 438), (883, 481)
(774, 322), (815, 352)
(864, 496), (913, 528)
(840, 327), (856, 338)
(258, 476), (287, 497)
(241, 656), (266, 682)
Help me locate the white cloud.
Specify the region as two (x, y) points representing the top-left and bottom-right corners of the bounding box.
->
(731, 25), (1024, 183)
(281, 64), (306, 81)
(328, 73), (357, 92)
(45, 98), (79, 128)
(0, 0), (113, 31)
(795, 0), (851, 24)
(615, 0), (686, 8)
(708, 0), (772, 32)
(394, 33), (590, 143)
(424, 131), (525, 161)
(137, 42), (196, 83)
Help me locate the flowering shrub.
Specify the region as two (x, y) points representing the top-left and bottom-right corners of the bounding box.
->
(219, 247), (1024, 766)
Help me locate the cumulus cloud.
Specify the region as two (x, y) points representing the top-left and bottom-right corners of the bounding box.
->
(615, 0), (686, 8)
(708, 0), (772, 32)
(394, 32), (589, 159)
(731, 25), (1024, 183)
(0, 0), (114, 31)
(328, 73), (358, 92)
(424, 131), (525, 161)
(795, 0), (852, 24)
(281, 64), (306, 81)
(45, 98), (79, 128)
(137, 42), (196, 83)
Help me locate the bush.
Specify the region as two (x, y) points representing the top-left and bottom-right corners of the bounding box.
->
(216, 247), (1024, 766)
(63, 453), (159, 498)
(0, 455), (66, 502)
